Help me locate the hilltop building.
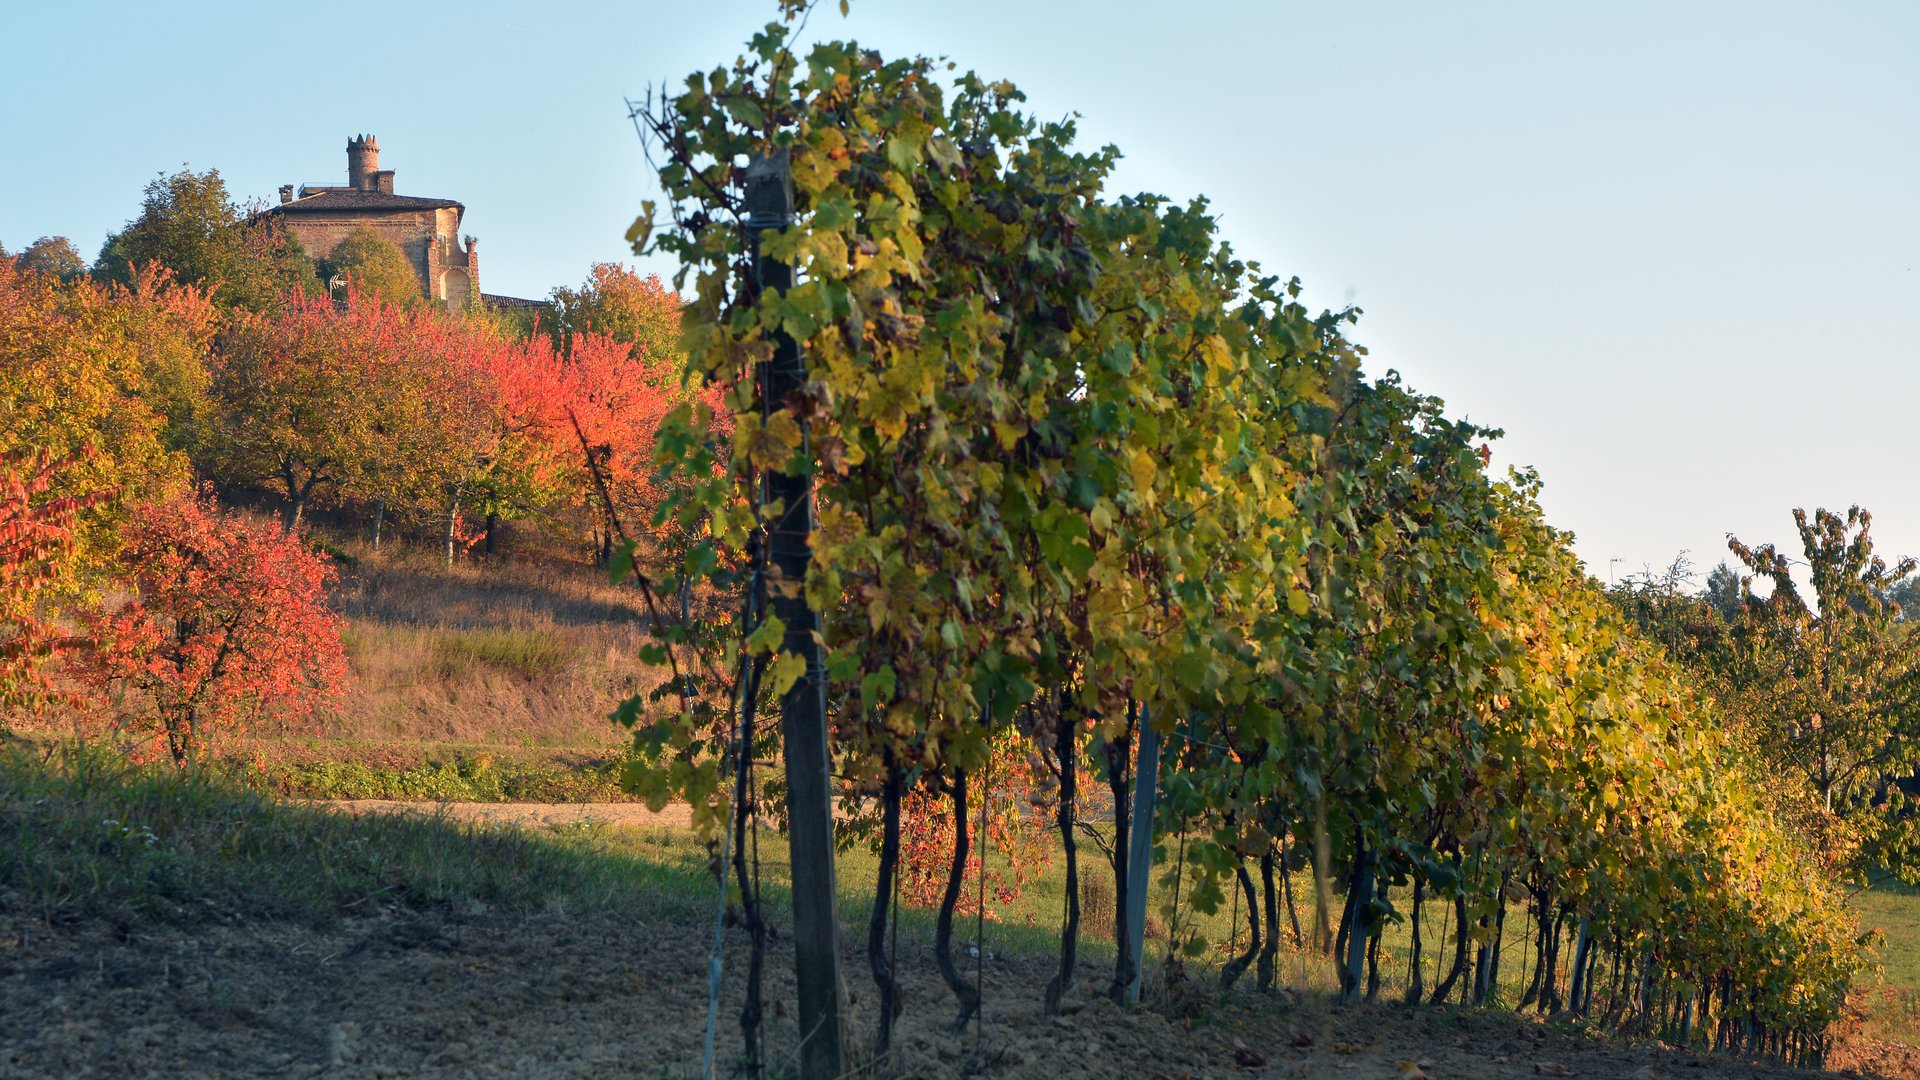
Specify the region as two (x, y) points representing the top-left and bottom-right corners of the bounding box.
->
(264, 135), (488, 310)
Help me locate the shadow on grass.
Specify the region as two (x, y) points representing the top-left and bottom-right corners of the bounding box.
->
(0, 741), (710, 930)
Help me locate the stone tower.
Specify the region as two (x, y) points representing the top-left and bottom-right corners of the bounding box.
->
(344, 134), (395, 194)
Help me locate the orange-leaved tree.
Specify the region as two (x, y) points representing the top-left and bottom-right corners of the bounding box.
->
(549, 265), (732, 556)
(443, 331), (578, 556)
(204, 290), (464, 531)
(80, 491), (345, 765)
(562, 328), (690, 557)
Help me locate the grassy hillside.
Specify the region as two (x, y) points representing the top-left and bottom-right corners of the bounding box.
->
(0, 742), (697, 927)
(14, 523), (669, 800)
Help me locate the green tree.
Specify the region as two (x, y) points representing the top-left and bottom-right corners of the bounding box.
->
(96, 168), (319, 311)
(13, 236), (85, 281)
(1727, 507), (1920, 879)
(224, 217), (322, 313)
(321, 228), (422, 306)
(1704, 559), (1744, 622)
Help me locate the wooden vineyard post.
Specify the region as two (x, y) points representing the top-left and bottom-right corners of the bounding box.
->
(746, 149), (848, 1079)
(1124, 705), (1160, 1005)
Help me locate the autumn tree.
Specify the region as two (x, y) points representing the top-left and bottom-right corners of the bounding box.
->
(224, 216), (325, 313)
(0, 258), (211, 563)
(80, 491), (344, 765)
(321, 228), (422, 306)
(443, 332), (576, 557)
(618, 6), (1868, 1063)
(563, 328), (697, 558)
(203, 292), (460, 530)
(535, 267), (711, 561)
(548, 263), (679, 362)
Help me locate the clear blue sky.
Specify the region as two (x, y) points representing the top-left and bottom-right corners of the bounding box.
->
(4, 1), (1916, 583)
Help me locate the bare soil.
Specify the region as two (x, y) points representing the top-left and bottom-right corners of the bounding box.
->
(3, 901), (1910, 1079)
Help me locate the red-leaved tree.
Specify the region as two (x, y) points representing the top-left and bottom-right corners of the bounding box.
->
(81, 491), (345, 765)
(0, 453), (102, 713)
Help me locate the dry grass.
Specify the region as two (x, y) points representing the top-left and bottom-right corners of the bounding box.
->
(276, 537), (668, 761)
(10, 515), (676, 780)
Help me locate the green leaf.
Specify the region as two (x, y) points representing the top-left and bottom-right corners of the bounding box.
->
(860, 666), (897, 712)
(745, 613), (787, 655)
(767, 651), (807, 696)
(608, 542), (636, 586)
(625, 202), (657, 255)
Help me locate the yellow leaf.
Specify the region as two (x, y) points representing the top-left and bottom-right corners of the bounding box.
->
(1089, 499), (1115, 535)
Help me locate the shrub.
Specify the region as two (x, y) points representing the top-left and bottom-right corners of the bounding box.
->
(79, 491), (345, 764)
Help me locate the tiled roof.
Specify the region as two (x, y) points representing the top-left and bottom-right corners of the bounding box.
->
(266, 188), (462, 214)
(482, 293), (547, 310)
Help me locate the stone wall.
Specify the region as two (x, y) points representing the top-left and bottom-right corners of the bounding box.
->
(282, 209), (477, 305)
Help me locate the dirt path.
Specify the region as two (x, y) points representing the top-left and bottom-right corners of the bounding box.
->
(312, 799), (692, 830)
(3, 903), (1907, 1079)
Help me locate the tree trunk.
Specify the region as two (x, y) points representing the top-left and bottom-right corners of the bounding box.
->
(1520, 890), (1548, 1010)
(1488, 887), (1508, 998)
(1364, 889), (1383, 1003)
(1314, 819), (1336, 954)
(1539, 908), (1566, 1013)
(934, 770), (980, 1030)
(1333, 881), (1354, 991)
(1279, 825), (1304, 948)
(1432, 892), (1469, 1005)
(728, 655), (768, 1077)
(1567, 920), (1593, 1015)
(1403, 875), (1426, 1004)
(1472, 940), (1490, 1004)
(1219, 859), (1261, 991)
(1103, 720), (1132, 1002)
(868, 760), (903, 1059)
(1339, 837), (1372, 1005)
(1258, 849), (1280, 991)
(445, 488), (463, 568)
(164, 705), (193, 767)
(1044, 716), (1081, 1016)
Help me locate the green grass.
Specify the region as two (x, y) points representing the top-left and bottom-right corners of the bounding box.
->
(1847, 881), (1920, 1044)
(430, 626), (575, 681)
(0, 741), (703, 928)
(229, 753), (632, 803)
